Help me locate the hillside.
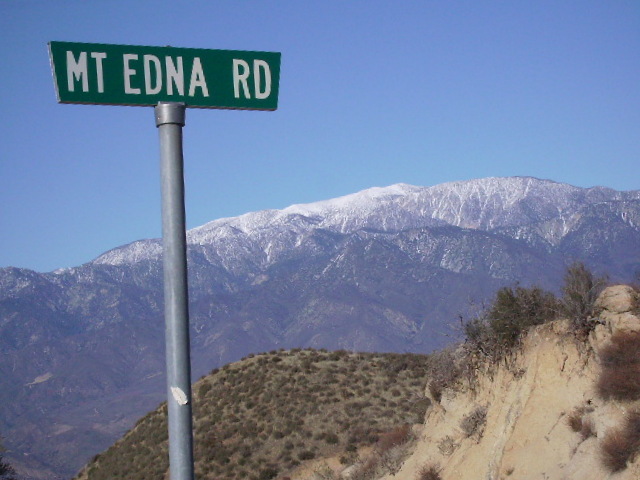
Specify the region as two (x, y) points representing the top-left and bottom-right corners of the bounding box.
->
(382, 284), (640, 480)
(75, 285), (640, 480)
(73, 350), (431, 480)
(2, 177), (639, 478)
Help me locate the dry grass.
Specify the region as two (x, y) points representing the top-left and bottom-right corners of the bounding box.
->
(73, 349), (430, 480)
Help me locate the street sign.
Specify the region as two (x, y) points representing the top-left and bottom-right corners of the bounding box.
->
(48, 41), (281, 110)
(49, 40), (282, 480)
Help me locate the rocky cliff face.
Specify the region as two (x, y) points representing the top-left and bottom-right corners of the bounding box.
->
(382, 285), (640, 480)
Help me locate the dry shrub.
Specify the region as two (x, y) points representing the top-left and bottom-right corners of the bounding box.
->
(349, 424), (413, 479)
(312, 463), (337, 480)
(428, 347), (460, 402)
(600, 410), (640, 472)
(632, 286), (640, 316)
(567, 407), (596, 440)
(376, 424), (413, 475)
(580, 416), (596, 440)
(348, 457), (378, 480)
(460, 406), (487, 438)
(600, 331), (640, 367)
(416, 463), (442, 480)
(598, 368), (640, 401)
(376, 424), (411, 454)
(437, 435), (458, 456)
(567, 409), (583, 433)
(561, 262), (607, 338)
(597, 331), (640, 401)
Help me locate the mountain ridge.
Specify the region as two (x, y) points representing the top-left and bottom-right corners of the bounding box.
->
(92, 176), (639, 269)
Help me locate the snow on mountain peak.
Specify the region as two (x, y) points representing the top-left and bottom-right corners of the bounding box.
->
(282, 183), (421, 216)
(92, 177), (637, 267)
(92, 239), (162, 266)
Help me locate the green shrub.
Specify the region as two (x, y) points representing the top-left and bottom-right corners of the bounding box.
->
(487, 285), (558, 349)
(464, 284), (558, 365)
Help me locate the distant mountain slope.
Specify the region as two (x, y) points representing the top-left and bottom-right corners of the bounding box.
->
(0, 176), (638, 479)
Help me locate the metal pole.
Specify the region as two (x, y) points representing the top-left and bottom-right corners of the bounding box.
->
(155, 102), (194, 480)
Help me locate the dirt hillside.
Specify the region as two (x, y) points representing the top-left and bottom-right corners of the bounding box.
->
(380, 285), (640, 480)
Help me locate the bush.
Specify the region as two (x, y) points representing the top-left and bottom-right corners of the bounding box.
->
(427, 347), (460, 402)
(437, 436), (458, 456)
(297, 450), (315, 461)
(376, 424), (411, 454)
(597, 331), (640, 401)
(324, 432), (339, 445)
(348, 457), (378, 480)
(600, 410), (640, 472)
(460, 406), (487, 438)
(0, 454), (18, 480)
(580, 417), (596, 440)
(258, 467), (279, 480)
(416, 464), (442, 480)
(487, 285), (558, 349)
(567, 407), (596, 440)
(197, 381), (212, 397)
(464, 285), (558, 363)
(561, 262), (607, 337)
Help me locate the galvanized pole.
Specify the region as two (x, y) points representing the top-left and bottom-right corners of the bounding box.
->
(155, 102), (195, 480)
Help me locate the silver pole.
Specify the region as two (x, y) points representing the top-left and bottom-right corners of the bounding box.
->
(155, 102), (195, 480)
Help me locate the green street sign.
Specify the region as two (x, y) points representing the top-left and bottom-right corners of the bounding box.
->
(48, 41), (281, 110)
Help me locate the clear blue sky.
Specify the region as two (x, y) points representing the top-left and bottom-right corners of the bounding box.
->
(1, 1), (638, 272)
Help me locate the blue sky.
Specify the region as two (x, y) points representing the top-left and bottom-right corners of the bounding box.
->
(1, 1), (638, 272)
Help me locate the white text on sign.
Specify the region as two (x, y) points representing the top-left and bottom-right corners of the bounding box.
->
(65, 51), (272, 100)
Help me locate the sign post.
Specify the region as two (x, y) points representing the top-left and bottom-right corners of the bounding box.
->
(49, 41), (281, 480)
(156, 102), (194, 480)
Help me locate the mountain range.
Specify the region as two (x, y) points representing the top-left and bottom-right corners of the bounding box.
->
(1, 176), (639, 479)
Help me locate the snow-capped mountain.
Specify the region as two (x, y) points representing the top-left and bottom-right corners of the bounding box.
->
(94, 176), (638, 267)
(1, 176), (639, 479)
